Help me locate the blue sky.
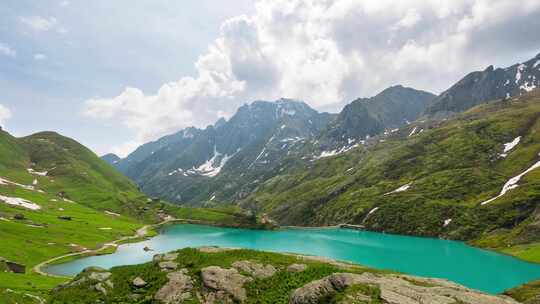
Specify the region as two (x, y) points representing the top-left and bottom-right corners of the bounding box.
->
(0, 0), (253, 154)
(1, 0), (540, 157)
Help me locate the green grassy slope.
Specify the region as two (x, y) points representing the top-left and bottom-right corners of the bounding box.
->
(0, 130), (257, 303)
(241, 91), (540, 252)
(0, 130), (159, 303)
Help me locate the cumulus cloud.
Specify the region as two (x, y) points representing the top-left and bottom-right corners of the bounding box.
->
(0, 104), (12, 127)
(109, 140), (143, 158)
(83, 0), (540, 147)
(0, 43), (16, 57)
(33, 53), (47, 61)
(20, 16), (57, 32)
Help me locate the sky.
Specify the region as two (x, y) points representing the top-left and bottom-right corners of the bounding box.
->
(1, 0), (540, 157)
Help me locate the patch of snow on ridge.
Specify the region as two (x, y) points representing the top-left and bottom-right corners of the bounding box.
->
(192, 146), (235, 177)
(367, 207), (379, 216)
(515, 64), (526, 84)
(534, 60), (540, 68)
(500, 136), (521, 158)
(520, 81), (537, 92)
(0, 177), (36, 191)
(314, 144), (359, 160)
(384, 183), (412, 195)
(408, 127), (418, 137)
(105, 210), (121, 217)
(27, 168), (48, 176)
(0, 195), (41, 210)
(481, 158), (540, 205)
(168, 168), (188, 177)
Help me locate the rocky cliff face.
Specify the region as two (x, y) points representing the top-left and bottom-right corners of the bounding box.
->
(109, 99), (335, 204)
(317, 85), (435, 150)
(48, 247), (523, 304)
(425, 53), (540, 118)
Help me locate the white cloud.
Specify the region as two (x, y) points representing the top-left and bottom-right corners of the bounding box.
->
(394, 8), (422, 29)
(60, 1), (70, 7)
(33, 53), (47, 61)
(0, 43), (16, 57)
(109, 140), (142, 158)
(0, 104), (12, 127)
(20, 16), (57, 32)
(83, 0), (540, 146)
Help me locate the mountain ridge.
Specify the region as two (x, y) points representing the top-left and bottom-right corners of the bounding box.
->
(108, 86), (435, 205)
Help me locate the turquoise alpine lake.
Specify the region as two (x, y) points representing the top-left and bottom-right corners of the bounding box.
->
(45, 224), (540, 294)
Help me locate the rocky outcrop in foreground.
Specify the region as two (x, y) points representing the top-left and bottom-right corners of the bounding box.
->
(290, 272), (519, 304)
(48, 247), (525, 304)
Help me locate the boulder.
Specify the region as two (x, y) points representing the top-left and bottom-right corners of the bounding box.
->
(5, 261), (26, 274)
(162, 253), (178, 261)
(289, 272), (521, 304)
(287, 264), (307, 273)
(88, 271), (112, 282)
(95, 283), (108, 295)
(159, 261), (179, 271)
(153, 252), (178, 262)
(232, 260), (277, 279)
(132, 277), (147, 288)
(154, 269), (194, 304)
(201, 266), (252, 303)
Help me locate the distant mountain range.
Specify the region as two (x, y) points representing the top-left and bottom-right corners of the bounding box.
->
(105, 84), (436, 205)
(105, 53), (540, 206)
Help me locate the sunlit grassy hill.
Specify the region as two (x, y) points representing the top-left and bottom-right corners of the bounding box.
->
(0, 130), (257, 303)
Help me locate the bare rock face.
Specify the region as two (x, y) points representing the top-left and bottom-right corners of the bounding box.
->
(287, 264), (307, 273)
(88, 271), (112, 282)
(65, 267), (115, 296)
(154, 269), (194, 304)
(201, 266), (252, 303)
(232, 260), (277, 279)
(289, 272), (521, 304)
(132, 277), (147, 288)
(153, 252), (179, 262)
(159, 261), (179, 271)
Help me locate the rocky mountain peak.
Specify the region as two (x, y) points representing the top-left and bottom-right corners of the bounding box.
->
(425, 53), (540, 118)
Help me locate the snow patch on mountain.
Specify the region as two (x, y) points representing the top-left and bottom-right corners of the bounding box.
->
(520, 80), (537, 92)
(443, 219), (452, 227)
(27, 168), (48, 176)
(481, 157), (540, 205)
(0, 195), (41, 210)
(0, 177), (36, 191)
(314, 144), (359, 160)
(191, 146), (234, 177)
(384, 183), (412, 195)
(515, 64), (526, 84)
(408, 127), (418, 137)
(500, 136), (521, 157)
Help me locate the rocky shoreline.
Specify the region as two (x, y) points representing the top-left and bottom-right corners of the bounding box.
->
(48, 247), (525, 304)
